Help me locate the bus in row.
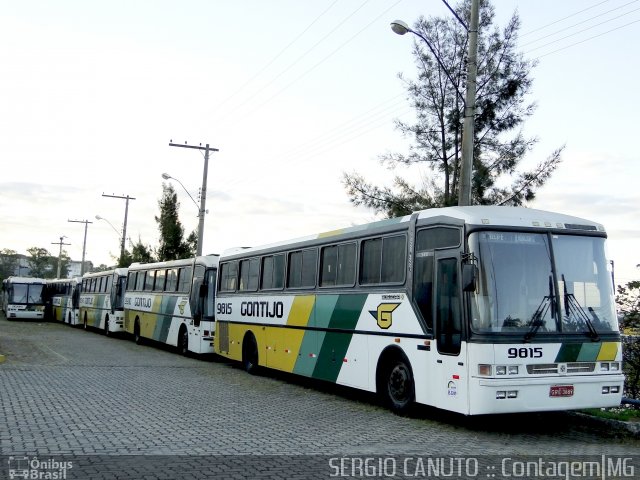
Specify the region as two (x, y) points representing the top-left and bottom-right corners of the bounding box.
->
(213, 206), (624, 415)
(79, 268), (129, 335)
(47, 277), (81, 325)
(1, 276), (47, 320)
(123, 255), (218, 355)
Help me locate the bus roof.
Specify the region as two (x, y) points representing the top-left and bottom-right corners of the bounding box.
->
(4, 276), (47, 284)
(220, 206), (606, 259)
(128, 255), (219, 272)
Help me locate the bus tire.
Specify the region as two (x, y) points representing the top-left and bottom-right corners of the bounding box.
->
(242, 332), (259, 374)
(377, 350), (415, 415)
(134, 319), (143, 345)
(104, 316), (110, 337)
(178, 325), (189, 356)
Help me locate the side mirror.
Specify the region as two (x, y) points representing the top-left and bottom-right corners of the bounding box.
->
(462, 264), (477, 292)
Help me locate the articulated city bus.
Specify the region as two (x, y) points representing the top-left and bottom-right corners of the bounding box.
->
(1, 276), (47, 320)
(123, 256), (219, 355)
(214, 206), (623, 415)
(79, 268), (128, 335)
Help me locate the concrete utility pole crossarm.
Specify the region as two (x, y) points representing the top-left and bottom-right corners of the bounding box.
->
(168, 141), (219, 257)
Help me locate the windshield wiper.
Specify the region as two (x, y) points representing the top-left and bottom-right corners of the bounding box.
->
(524, 296), (551, 342)
(561, 275), (600, 341)
(524, 275), (555, 342)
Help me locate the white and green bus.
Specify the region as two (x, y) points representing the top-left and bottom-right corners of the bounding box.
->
(47, 277), (81, 325)
(123, 255), (219, 355)
(79, 268), (128, 335)
(214, 206), (623, 415)
(1, 276), (47, 320)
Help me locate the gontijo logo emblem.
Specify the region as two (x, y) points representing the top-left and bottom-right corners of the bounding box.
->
(369, 303), (401, 329)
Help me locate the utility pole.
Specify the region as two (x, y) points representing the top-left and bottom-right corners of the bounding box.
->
(51, 236), (71, 278)
(169, 141), (219, 256)
(102, 193), (136, 265)
(68, 219), (93, 276)
(458, 0), (479, 207)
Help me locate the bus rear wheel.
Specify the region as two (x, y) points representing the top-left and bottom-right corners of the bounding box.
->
(379, 355), (415, 415)
(242, 333), (259, 374)
(104, 317), (110, 337)
(134, 320), (143, 345)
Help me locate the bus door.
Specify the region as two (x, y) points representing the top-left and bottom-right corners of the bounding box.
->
(433, 251), (468, 413)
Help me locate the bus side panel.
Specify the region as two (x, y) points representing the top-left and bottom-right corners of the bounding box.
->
(268, 295), (314, 372)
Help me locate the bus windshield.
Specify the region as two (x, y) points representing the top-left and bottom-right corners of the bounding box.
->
(468, 231), (618, 335)
(10, 283), (45, 304)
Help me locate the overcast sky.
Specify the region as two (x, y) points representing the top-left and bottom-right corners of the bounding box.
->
(1, 0), (638, 286)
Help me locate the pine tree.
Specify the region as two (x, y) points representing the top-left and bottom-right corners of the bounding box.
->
(344, 0), (563, 217)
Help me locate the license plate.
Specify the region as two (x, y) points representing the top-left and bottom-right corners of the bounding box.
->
(550, 385), (574, 397)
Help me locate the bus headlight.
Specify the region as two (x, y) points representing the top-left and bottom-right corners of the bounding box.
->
(478, 364), (492, 376)
(496, 366), (507, 375)
(600, 363), (610, 371)
(610, 362), (620, 371)
(508, 365), (519, 375)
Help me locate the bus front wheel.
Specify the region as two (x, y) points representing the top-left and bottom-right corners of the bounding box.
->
(378, 353), (415, 415)
(177, 325), (189, 356)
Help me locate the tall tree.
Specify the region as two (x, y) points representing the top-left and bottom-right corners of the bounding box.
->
(0, 249), (19, 281)
(155, 183), (196, 261)
(344, 0), (563, 217)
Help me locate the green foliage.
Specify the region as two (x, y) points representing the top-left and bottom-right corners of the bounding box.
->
(155, 183), (195, 261)
(0, 249), (19, 282)
(26, 247), (53, 278)
(617, 274), (640, 399)
(343, 0), (563, 217)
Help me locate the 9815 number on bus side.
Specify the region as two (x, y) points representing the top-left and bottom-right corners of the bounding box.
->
(507, 347), (542, 358)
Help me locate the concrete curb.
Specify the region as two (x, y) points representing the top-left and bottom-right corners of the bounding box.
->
(570, 411), (640, 438)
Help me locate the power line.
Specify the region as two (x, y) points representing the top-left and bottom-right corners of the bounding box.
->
(520, 0), (639, 48)
(215, 0), (374, 122)
(524, 4), (640, 53)
(212, 0), (341, 113)
(520, 0), (613, 37)
(534, 17), (640, 58)
(240, 0), (403, 118)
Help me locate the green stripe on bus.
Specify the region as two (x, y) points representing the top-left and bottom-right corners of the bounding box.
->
(153, 296), (178, 342)
(312, 294), (367, 382)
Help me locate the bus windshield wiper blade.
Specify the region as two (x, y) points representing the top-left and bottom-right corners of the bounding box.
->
(524, 296), (551, 343)
(560, 274), (599, 341)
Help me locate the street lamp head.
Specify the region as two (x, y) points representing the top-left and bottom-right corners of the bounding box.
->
(95, 215), (102, 220)
(161, 173), (172, 180)
(390, 20), (410, 35)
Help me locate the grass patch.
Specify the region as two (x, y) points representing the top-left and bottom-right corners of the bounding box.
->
(582, 406), (640, 422)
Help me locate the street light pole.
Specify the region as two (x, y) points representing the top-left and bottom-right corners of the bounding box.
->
(102, 193), (136, 265)
(168, 141), (219, 256)
(390, 0), (479, 206)
(68, 219), (93, 275)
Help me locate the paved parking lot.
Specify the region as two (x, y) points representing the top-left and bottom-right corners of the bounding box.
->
(1, 314), (638, 478)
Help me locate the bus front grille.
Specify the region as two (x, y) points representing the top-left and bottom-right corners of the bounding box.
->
(526, 362), (596, 374)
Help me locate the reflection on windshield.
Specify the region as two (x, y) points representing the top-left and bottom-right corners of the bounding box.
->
(10, 283), (44, 304)
(469, 232), (618, 335)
